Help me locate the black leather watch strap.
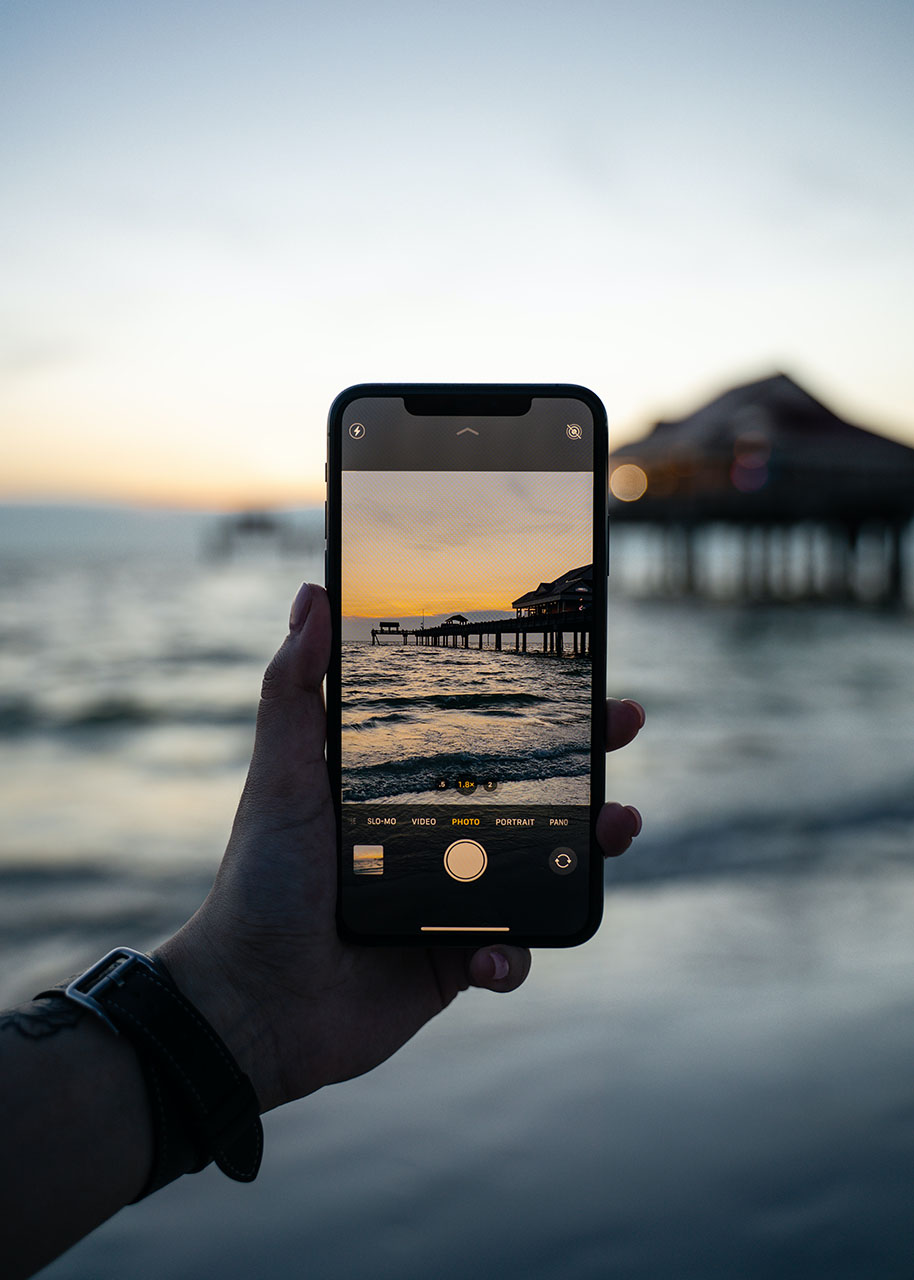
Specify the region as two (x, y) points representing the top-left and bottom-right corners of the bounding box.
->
(36, 948), (263, 1199)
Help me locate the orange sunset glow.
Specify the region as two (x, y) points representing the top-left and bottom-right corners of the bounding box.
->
(341, 471), (592, 621)
(3, 5), (912, 512)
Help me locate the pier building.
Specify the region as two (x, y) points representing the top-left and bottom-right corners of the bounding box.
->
(609, 374), (914, 605)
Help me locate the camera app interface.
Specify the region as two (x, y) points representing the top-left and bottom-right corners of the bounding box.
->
(337, 397), (598, 938)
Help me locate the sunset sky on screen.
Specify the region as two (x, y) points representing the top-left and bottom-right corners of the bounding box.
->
(341, 471), (591, 618)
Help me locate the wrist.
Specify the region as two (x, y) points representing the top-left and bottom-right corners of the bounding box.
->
(154, 924), (279, 1113)
(33, 945), (263, 1199)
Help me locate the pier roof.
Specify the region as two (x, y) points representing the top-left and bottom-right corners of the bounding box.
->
(512, 564), (593, 610)
(610, 374), (914, 526)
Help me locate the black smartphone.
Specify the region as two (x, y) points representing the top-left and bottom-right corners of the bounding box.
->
(326, 384), (608, 947)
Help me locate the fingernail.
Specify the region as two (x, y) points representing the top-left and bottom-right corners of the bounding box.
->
(289, 582), (313, 632)
(624, 805), (643, 838)
(489, 951), (509, 981)
(622, 699), (646, 729)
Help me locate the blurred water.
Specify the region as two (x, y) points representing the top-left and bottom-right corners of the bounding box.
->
(1, 506), (912, 1278)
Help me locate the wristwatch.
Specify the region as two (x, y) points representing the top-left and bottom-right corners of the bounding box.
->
(36, 947), (263, 1199)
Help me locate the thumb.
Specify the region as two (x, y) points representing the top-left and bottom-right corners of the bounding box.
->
(239, 583), (333, 823)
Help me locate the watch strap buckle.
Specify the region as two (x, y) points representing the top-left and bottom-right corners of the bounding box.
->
(63, 947), (156, 1033)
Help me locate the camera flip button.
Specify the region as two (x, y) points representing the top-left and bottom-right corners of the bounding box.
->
(549, 847), (578, 876)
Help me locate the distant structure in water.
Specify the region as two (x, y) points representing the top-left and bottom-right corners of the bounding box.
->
(609, 373), (914, 605)
(206, 510), (322, 558)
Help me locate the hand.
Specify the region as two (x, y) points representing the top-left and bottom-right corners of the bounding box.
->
(157, 584), (644, 1113)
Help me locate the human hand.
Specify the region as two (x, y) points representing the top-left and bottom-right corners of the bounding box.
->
(157, 583), (644, 1113)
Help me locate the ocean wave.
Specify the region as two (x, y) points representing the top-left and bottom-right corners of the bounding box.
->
(342, 742), (589, 802)
(345, 712), (413, 731)
(606, 783), (914, 886)
(157, 646), (257, 666)
(345, 691), (551, 714)
(0, 694), (256, 736)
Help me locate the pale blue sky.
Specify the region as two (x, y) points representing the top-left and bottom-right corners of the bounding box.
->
(2, 0), (912, 504)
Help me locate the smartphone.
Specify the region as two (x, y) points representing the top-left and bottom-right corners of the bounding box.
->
(326, 384), (608, 947)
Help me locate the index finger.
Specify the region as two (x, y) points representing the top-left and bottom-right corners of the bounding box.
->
(607, 698), (645, 752)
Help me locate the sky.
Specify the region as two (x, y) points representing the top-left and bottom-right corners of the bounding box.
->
(2, 0), (913, 507)
(341, 471), (591, 619)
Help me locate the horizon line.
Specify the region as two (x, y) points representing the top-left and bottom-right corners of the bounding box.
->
(0, 495), (324, 515)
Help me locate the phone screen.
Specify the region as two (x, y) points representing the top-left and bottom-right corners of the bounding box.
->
(327, 386), (607, 946)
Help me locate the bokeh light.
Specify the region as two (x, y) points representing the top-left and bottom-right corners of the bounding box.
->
(610, 464), (649, 502)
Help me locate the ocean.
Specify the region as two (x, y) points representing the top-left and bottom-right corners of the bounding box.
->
(341, 642), (591, 804)
(1, 506), (912, 1279)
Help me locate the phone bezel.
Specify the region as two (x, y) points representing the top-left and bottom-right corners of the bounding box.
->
(326, 383), (608, 947)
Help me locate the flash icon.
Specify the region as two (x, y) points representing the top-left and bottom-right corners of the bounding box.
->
(566, 423), (582, 440)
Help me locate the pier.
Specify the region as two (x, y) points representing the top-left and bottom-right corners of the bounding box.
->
(609, 374), (914, 606)
(370, 565), (594, 654)
(205, 509), (322, 558)
(370, 609), (592, 654)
